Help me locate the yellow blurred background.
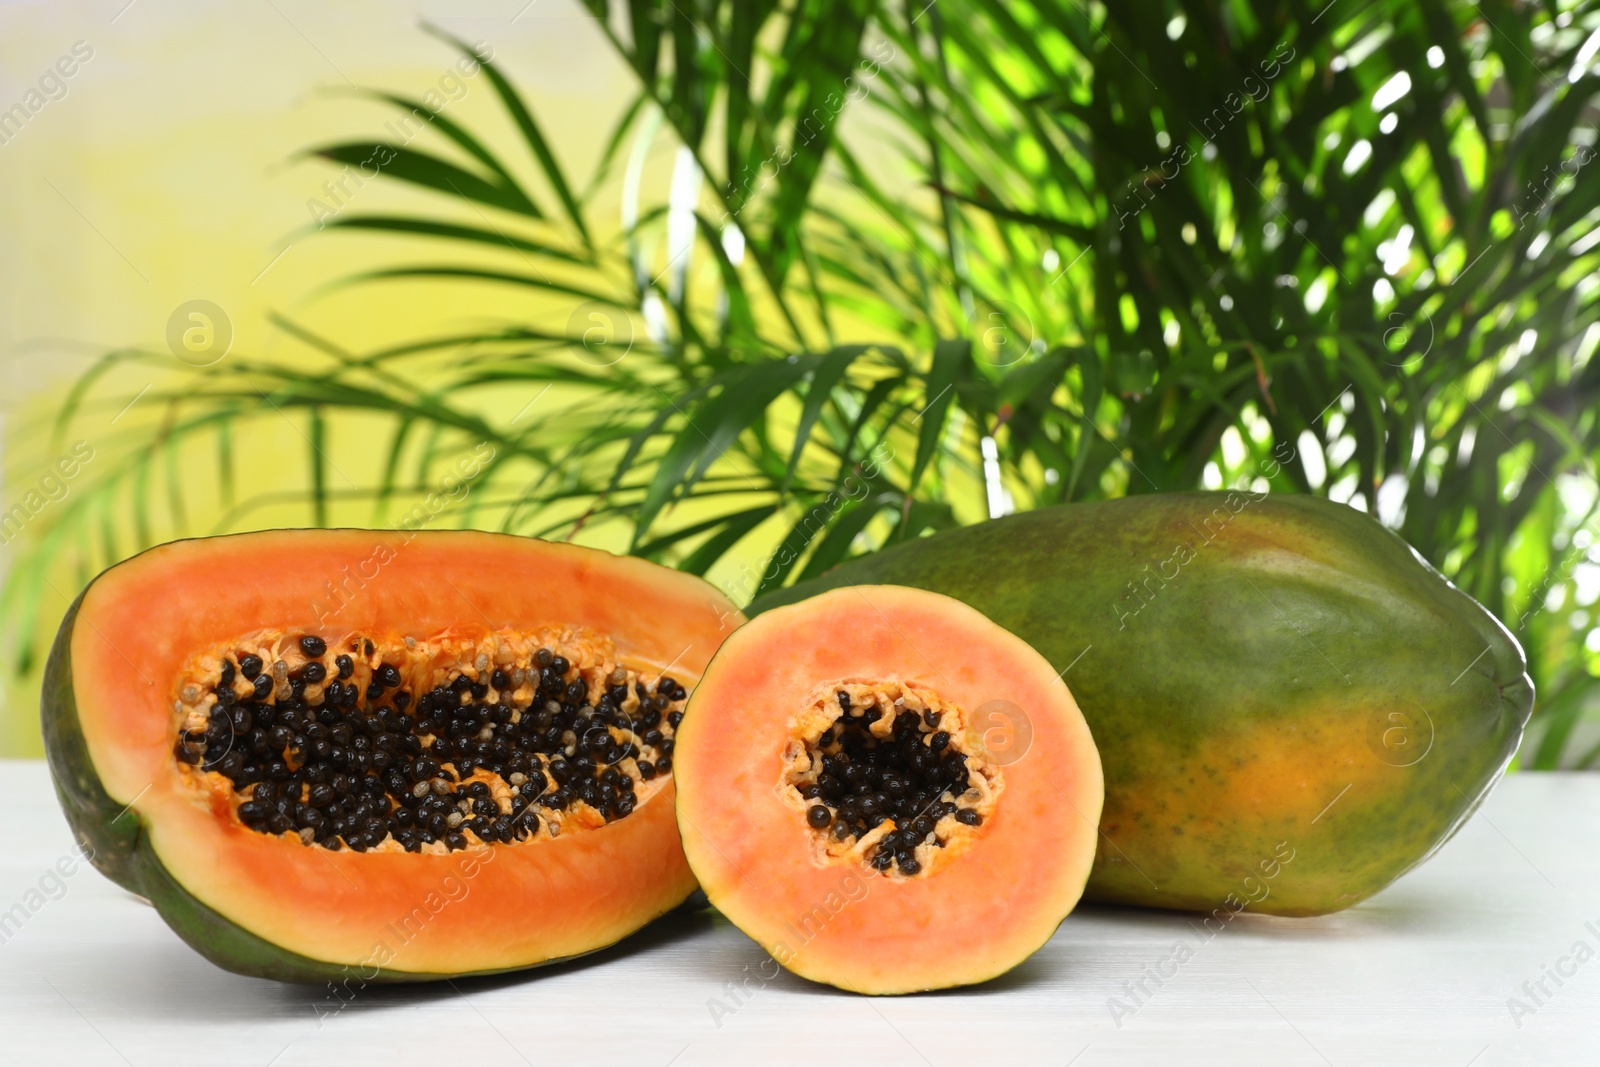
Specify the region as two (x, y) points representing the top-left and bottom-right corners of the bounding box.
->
(0, 1), (658, 755)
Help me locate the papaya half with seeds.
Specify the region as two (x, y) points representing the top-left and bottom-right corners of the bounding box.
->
(675, 585), (1103, 994)
(42, 529), (742, 982)
(753, 492), (1533, 917)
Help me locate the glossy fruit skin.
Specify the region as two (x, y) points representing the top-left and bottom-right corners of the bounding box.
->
(753, 492), (1533, 916)
(44, 592), (142, 892)
(42, 529), (741, 982)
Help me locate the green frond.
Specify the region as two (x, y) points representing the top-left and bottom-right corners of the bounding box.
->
(10, 0), (1600, 763)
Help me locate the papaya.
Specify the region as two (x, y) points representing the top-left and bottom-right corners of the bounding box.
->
(674, 584), (1103, 993)
(42, 529), (742, 981)
(752, 492), (1533, 916)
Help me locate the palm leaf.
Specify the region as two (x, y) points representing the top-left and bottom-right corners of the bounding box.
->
(9, 0), (1600, 766)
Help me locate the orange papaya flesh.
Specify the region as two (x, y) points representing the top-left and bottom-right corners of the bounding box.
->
(675, 585), (1103, 994)
(42, 529), (742, 981)
(752, 492), (1533, 916)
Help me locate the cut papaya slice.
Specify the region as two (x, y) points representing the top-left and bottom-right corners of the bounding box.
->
(674, 584), (1103, 994)
(42, 530), (742, 982)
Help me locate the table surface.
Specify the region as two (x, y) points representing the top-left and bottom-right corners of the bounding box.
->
(2, 760), (1597, 1066)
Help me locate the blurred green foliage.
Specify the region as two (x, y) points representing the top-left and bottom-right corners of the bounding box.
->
(10, 1), (1600, 764)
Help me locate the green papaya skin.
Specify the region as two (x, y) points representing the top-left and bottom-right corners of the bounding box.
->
(42, 592), (143, 894)
(753, 492), (1533, 916)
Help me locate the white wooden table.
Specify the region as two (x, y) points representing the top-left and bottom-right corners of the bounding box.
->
(1, 760), (1596, 1066)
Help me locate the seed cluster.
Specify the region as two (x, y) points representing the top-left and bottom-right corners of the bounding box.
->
(794, 691), (987, 877)
(173, 633), (685, 853)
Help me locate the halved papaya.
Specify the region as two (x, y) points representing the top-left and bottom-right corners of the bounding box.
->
(674, 584), (1103, 994)
(42, 529), (742, 982)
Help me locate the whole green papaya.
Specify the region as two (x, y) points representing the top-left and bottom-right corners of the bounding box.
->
(752, 492), (1532, 916)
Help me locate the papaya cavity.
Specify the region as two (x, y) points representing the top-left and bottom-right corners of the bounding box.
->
(171, 625), (686, 854)
(780, 680), (1000, 878)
